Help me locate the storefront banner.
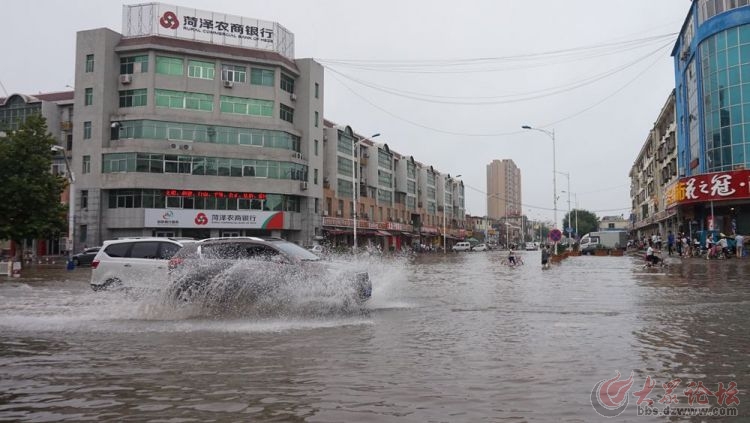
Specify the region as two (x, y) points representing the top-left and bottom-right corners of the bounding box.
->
(666, 169), (750, 206)
(144, 209), (283, 229)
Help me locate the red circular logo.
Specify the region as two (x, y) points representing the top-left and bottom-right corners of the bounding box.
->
(194, 212), (208, 225)
(159, 11), (179, 29)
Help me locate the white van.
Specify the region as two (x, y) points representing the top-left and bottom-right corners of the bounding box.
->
(452, 242), (472, 252)
(90, 238), (187, 291)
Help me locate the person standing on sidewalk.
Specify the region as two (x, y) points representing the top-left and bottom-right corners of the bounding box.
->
(667, 231), (675, 256)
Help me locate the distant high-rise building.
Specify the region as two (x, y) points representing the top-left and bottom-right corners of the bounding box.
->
(486, 159), (521, 219)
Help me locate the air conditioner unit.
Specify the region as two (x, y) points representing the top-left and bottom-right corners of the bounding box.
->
(336, 210), (342, 216)
(322, 210), (328, 216)
(300, 181), (308, 190)
(292, 152), (302, 160)
(290, 93), (297, 101)
(181, 144), (192, 150)
(170, 143), (178, 149)
(223, 80), (234, 88)
(119, 74), (132, 84)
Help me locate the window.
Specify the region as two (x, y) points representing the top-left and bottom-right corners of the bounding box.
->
(81, 190), (88, 209)
(82, 155), (90, 174)
(155, 56), (184, 76)
(120, 55), (149, 74)
(84, 88), (93, 106)
(250, 68), (274, 86)
(314, 168), (318, 184)
(85, 54), (94, 73)
(119, 89), (147, 107)
(280, 74), (294, 93)
(155, 89), (213, 111)
(315, 82), (319, 99)
(280, 104), (294, 123)
(221, 64), (246, 83)
(219, 95), (273, 117)
(314, 139), (319, 156)
(130, 242), (160, 259)
(188, 59), (215, 79)
(79, 224), (87, 243)
(314, 111), (319, 127)
(83, 121), (92, 139)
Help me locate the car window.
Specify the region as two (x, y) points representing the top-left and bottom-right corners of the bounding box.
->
(268, 240), (320, 261)
(104, 243), (130, 258)
(159, 242), (181, 259)
(129, 241), (161, 259)
(201, 242), (282, 261)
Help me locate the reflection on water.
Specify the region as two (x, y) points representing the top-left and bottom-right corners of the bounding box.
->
(0, 252), (748, 421)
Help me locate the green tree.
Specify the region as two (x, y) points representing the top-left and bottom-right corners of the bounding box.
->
(562, 209), (599, 239)
(0, 114), (67, 261)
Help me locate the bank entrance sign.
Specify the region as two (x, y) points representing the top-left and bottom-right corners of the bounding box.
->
(122, 2), (295, 59)
(144, 209), (284, 229)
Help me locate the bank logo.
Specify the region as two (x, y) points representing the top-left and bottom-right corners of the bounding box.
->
(590, 371), (634, 417)
(160, 11), (179, 30)
(194, 212), (208, 225)
(162, 210), (174, 220)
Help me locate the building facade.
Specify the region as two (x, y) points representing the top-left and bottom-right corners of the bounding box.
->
(671, 0), (750, 236)
(486, 159), (522, 220)
(62, 2), (465, 252)
(0, 91), (74, 258)
(71, 4), (323, 251)
(320, 122), (466, 251)
(629, 91), (678, 238)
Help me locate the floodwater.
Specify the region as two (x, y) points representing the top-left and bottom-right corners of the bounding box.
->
(1, 251), (749, 422)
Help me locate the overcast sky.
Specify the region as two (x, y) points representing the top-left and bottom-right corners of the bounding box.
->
(0, 0), (690, 226)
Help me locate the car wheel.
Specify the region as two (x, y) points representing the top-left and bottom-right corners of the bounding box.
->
(73, 258), (80, 266)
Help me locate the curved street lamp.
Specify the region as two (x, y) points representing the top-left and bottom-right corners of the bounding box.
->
(352, 133), (380, 253)
(522, 125), (558, 254)
(443, 174), (461, 253)
(51, 145), (75, 266)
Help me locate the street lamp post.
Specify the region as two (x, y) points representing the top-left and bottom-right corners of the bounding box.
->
(352, 133), (380, 253)
(556, 171), (571, 250)
(51, 145), (75, 267)
(522, 125), (557, 254)
(443, 174), (461, 253)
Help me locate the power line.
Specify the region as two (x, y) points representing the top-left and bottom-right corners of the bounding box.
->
(323, 41), (671, 105)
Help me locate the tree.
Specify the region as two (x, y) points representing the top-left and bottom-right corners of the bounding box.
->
(562, 209), (599, 239)
(0, 114), (67, 261)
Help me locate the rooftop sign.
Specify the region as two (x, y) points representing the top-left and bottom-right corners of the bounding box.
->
(122, 2), (295, 59)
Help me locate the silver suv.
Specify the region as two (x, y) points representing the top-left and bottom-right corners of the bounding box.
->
(168, 237), (372, 305)
(90, 238), (189, 291)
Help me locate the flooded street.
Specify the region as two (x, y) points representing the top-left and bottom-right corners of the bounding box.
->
(1, 252), (749, 422)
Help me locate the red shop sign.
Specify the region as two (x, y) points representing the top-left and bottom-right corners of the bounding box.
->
(671, 169), (750, 205)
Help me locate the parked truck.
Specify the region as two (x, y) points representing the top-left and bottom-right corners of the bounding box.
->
(579, 231), (628, 254)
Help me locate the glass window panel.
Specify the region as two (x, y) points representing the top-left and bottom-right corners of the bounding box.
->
(727, 27), (739, 48)
(729, 85), (742, 104)
(731, 105), (743, 124)
(732, 124), (744, 144)
(728, 47), (740, 67)
(718, 52), (728, 71)
(741, 64), (750, 82)
(729, 66), (741, 86)
(741, 25), (750, 45)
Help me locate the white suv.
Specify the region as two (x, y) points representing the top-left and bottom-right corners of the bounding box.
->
(90, 238), (188, 291)
(451, 242), (472, 252)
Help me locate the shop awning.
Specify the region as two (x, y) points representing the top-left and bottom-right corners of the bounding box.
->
(401, 231), (415, 236)
(325, 229), (352, 235)
(376, 230), (392, 236)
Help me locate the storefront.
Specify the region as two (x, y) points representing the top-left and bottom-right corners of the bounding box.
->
(666, 169), (750, 237)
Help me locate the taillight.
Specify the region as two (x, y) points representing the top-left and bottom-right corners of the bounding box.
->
(91, 260), (100, 269)
(168, 257), (183, 270)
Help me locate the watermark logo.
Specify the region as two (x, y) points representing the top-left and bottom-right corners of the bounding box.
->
(590, 371), (634, 417)
(160, 11), (179, 30)
(591, 372), (740, 418)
